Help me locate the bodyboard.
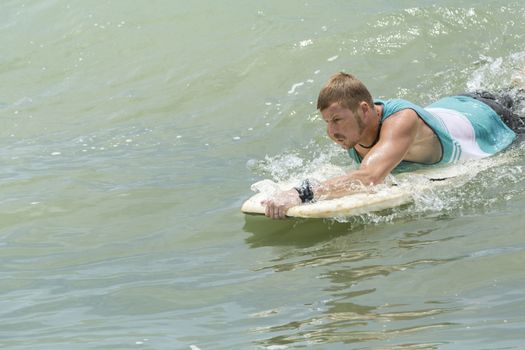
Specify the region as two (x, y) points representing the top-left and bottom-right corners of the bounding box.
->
(241, 155), (511, 219)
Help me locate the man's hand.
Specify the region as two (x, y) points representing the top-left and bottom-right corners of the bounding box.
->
(262, 189), (302, 219)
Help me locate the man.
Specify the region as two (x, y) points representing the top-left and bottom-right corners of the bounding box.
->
(264, 72), (524, 219)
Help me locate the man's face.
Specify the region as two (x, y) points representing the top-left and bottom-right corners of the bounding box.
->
(321, 102), (365, 150)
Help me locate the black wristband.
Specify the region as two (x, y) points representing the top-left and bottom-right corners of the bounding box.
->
(294, 179), (315, 203)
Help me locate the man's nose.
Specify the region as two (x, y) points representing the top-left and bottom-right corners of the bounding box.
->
(327, 124), (335, 138)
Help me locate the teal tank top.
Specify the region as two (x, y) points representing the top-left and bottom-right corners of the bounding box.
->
(348, 96), (516, 169)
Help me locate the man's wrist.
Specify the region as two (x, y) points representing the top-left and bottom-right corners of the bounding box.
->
(294, 179), (315, 203)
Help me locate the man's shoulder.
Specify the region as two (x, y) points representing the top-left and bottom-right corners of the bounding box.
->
(382, 108), (420, 131)
(380, 98), (424, 121)
(381, 98), (420, 109)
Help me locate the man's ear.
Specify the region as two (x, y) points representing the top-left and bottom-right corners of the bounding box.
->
(359, 101), (370, 117)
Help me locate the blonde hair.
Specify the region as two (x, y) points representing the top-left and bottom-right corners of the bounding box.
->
(317, 72), (374, 112)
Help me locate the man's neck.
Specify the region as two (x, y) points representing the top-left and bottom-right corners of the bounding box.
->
(358, 105), (382, 148)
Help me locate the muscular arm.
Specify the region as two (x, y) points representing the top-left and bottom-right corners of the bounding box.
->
(313, 109), (420, 200)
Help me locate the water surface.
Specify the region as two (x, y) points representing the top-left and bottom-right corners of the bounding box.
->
(2, 1), (525, 349)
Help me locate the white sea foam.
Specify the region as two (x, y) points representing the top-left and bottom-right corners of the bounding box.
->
(324, 151), (523, 224)
(288, 82), (304, 94)
(297, 39), (313, 47)
(467, 51), (525, 91)
(252, 143), (349, 184)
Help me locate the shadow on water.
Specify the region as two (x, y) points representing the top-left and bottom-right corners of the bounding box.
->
(242, 214), (373, 248)
(241, 201), (442, 249)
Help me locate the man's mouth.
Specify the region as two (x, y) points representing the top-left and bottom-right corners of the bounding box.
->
(334, 134), (345, 143)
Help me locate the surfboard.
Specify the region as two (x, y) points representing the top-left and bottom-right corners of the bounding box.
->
(241, 155), (512, 219)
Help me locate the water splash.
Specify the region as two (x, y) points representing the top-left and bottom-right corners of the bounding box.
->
(348, 152), (521, 224)
(248, 143), (349, 183)
(467, 51), (525, 92)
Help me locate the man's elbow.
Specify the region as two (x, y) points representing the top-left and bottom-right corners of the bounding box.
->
(353, 170), (387, 186)
(365, 175), (385, 186)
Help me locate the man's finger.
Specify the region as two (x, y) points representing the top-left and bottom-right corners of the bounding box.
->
(268, 204), (275, 219)
(264, 201), (272, 217)
(278, 206), (286, 219)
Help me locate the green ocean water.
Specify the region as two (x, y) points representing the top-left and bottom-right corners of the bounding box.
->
(2, 1), (525, 349)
